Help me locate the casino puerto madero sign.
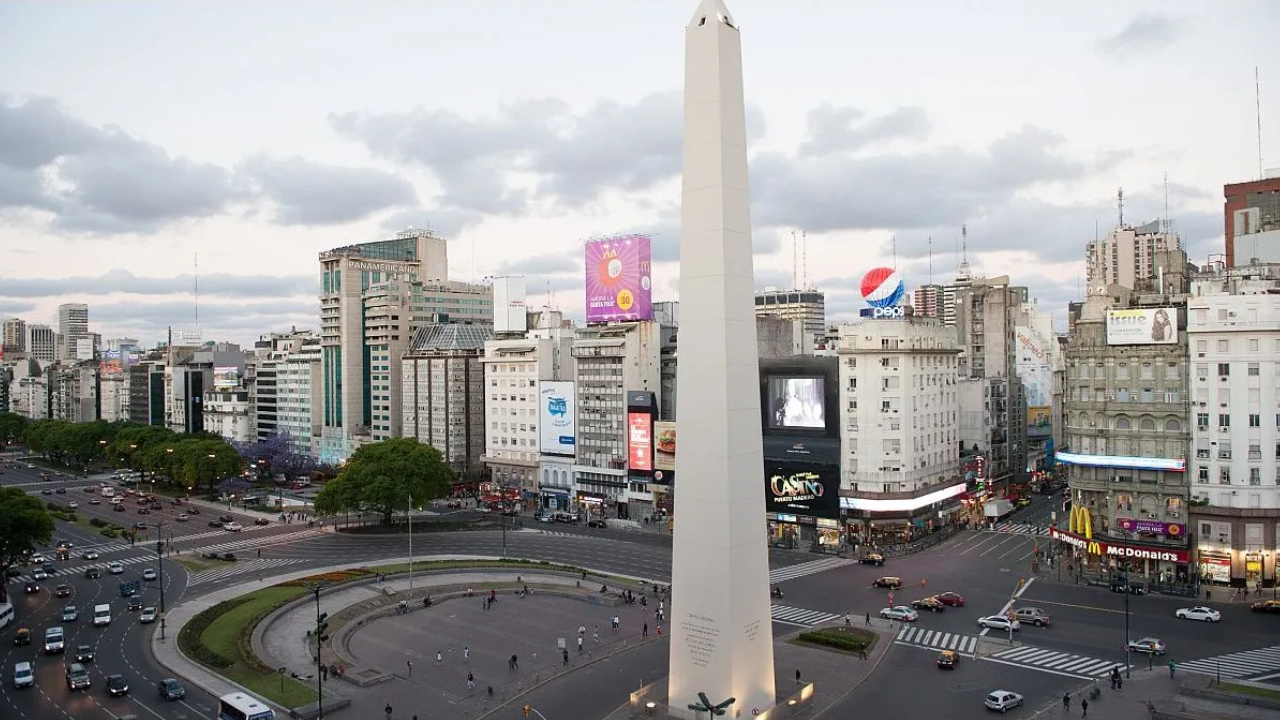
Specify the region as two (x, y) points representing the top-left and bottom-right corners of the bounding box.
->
(859, 267), (906, 319)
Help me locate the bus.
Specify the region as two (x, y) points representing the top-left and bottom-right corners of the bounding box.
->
(0, 602), (14, 630)
(217, 692), (275, 720)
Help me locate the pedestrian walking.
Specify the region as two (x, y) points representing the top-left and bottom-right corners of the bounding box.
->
(865, 612), (871, 626)
(577, 636), (583, 652)
(844, 614), (851, 628)
(1169, 660), (1176, 678)
(593, 627), (599, 643)
(1063, 693), (1070, 711)
(795, 669), (801, 686)
(467, 671), (474, 690)
(562, 648), (569, 665)
(657, 625), (663, 636)
(407, 660), (413, 677)
(642, 622), (649, 638)
(257, 549), (261, 559)
(464, 645), (470, 661)
(1081, 698), (1088, 717)
(436, 651), (442, 664)
(385, 704), (393, 720)
(579, 625), (586, 637)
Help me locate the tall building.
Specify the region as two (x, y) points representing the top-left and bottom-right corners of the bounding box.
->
(1086, 221), (1179, 293)
(57, 303), (90, 361)
(1014, 302), (1062, 476)
(1187, 262), (1280, 590)
(754, 288), (825, 340)
(128, 359), (168, 426)
(482, 311), (574, 498)
(1224, 172), (1280, 267)
(26, 324), (56, 363)
(318, 228), (492, 463)
(204, 389), (253, 443)
(2, 317), (26, 352)
(911, 285), (942, 319)
(401, 322), (494, 473)
(275, 336), (322, 459)
(1059, 293), (1192, 584)
(837, 316), (964, 542)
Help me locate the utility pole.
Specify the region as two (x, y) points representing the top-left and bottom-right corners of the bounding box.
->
(156, 521), (167, 640)
(1123, 561), (1131, 679)
(408, 490), (414, 590)
(310, 583), (329, 720)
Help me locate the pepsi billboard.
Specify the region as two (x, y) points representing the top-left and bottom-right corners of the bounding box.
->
(859, 267), (906, 318)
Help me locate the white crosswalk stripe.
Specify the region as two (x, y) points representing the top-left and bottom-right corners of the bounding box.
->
(989, 522), (1049, 536)
(770, 604), (843, 627)
(191, 528), (324, 555)
(187, 558), (304, 587)
(986, 646), (1123, 679)
(535, 531), (578, 538)
(894, 626), (979, 655)
(768, 557), (855, 584)
(1178, 646), (1280, 680)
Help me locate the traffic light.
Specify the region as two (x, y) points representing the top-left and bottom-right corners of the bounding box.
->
(316, 613), (329, 642)
(156, 539), (164, 554)
(523, 705), (532, 717)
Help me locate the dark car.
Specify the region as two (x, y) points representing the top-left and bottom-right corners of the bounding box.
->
(911, 597), (945, 613)
(158, 678), (186, 700)
(113, 504), (126, 512)
(1251, 600), (1280, 614)
(219, 514), (235, 523)
(84, 567), (102, 579)
(936, 649), (958, 669)
(872, 576), (903, 589)
(13, 628), (31, 646)
(55, 584), (72, 597)
(41, 562), (56, 575)
(859, 553), (885, 566)
(23, 582), (39, 594)
(934, 592), (966, 607)
(134, 522), (149, 530)
(75, 645), (95, 663)
(587, 518), (608, 528)
(187, 506), (200, 514)
(106, 674), (129, 696)
(254, 517), (270, 526)
(55, 487), (67, 494)
(127, 597), (143, 611)
(208, 520), (224, 528)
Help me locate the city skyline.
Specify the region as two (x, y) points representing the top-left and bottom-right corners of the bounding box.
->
(2, 0), (1278, 346)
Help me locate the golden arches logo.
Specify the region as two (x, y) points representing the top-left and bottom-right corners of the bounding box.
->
(1068, 506), (1093, 539)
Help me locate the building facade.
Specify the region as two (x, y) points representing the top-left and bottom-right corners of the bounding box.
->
(3, 317), (26, 352)
(275, 337), (322, 459)
(204, 389), (253, 443)
(1224, 172), (1280, 267)
(57, 303), (89, 361)
(1187, 267), (1280, 589)
(911, 285), (942, 319)
(1059, 296), (1192, 584)
(401, 323), (493, 473)
(754, 289), (825, 340)
(26, 324), (56, 363)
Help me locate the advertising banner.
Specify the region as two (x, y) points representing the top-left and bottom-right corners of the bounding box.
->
(1106, 308), (1177, 346)
(1015, 325), (1053, 432)
(653, 421), (676, 485)
(1049, 527), (1189, 563)
(100, 350), (124, 375)
(213, 366), (241, 389)
(1117, 518), (1187, 538)
(628, 411), (653, 472)
(1198, 556), (1230, 583)
(538, 381), (576, 456)
(584, 235), (653, 323)
(765, 462), (841, 519)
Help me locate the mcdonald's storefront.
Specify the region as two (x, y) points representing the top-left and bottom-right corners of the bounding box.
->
(1049, 522), (1191, 580)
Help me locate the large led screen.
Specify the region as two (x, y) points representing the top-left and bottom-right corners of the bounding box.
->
(628, 412), (653, 472)
(766, 376), (826, 430)
(584, 235), (653, 323)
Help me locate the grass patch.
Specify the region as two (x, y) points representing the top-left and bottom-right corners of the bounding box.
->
(1217, 682), (1280, 701)
(181, 585), (316, 709)
(171, 556), (224, 573)
(793, 627), (878, 656)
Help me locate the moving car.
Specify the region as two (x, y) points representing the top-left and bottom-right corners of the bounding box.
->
(1012, 607), (1051, 627)
(978, 616), (1020, 632)
(223, 522), (243, 532)
(1175, 606), (1221, 622)
(66, 663), (90, 691)
(67, 501), (78, 509)
(75, 645), (95, 662)
(12, 628), (30, 646)
(23, 581), (38, 594)
(84, 567), (102, 579)
(911, 597), (945, 613)
(1250, 599), (1280, 614)
(936, 650), (958, 669)
(176, 513), (190, 521)
(142, 568), (158, 581)
(985, 690), (1024, 712)
(586, 518), (608, 528)
(127, 597), (143, 611)
(934, 592), (966, 607)
(93, 604), (112, 626)
(872, 576), (902, 589)
(12, 661), (34, 689)
(31, 569), (47, 581)
(158, 677), (186, 700)
(860, 553), (885, 566)
(83, 550), (100, 560)
(879, 606), (919, 622)
(106, 674), (129, 696)
(140, 607), (158, 624)
(61, 605), (78, 622)
(1126, 638), (1166, 655)
(254, 517), (270, 526)
(108, 562), (124, 574)
(55, 584), (72, 597)
(44, 627), (65, 655)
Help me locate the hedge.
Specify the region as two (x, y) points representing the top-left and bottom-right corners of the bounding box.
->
(796, 628), (875, 653)
(178, 597), (253, 669)
(90, 517), (107, 528)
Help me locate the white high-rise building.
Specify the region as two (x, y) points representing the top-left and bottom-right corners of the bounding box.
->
(276, 337), (322, 459)
(1086, 220), (1178, 293)
(58, 303), (89, 360)
(204, 389), (253, 443)
(26, 324), (56, 363)
(1187, 266), (1280, 590)
(483, 311), (574, 499)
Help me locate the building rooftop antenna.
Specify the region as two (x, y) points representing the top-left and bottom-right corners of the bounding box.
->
(193, 252), (199, 332)
(1257, 66), (1265, 180)
(801, 230), (809, 290)
(927, 235), (934, 285)
(958, 224), (971, 279)
(1117, 186), (1125, 229)
(891, 234), (898, 270)
(791, 230), (798, 290)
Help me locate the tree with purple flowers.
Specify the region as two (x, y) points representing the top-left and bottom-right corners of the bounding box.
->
(233, 433), (317, 480)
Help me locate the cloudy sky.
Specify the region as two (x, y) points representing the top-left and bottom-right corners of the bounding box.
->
(2, 0), (1277, 347)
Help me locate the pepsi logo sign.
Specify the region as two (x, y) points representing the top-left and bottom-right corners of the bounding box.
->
(860, 267), (905, 309)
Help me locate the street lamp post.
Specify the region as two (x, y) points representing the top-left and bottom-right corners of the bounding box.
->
(1123, 560), (1132, 679)
(156, 521), (168, 640)
(407, 490), (414, 590)
(309, 583), (328, 720)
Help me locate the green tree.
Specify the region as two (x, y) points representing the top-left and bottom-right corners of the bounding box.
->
(314, 438), (454, 524)
(0, 487), (55, 603)
(0, 412), (30, 445)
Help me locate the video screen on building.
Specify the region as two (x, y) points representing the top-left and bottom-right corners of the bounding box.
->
(766, 376), (826, 430)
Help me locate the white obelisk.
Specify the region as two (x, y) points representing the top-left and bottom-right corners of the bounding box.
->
(668, 1), (776, 717)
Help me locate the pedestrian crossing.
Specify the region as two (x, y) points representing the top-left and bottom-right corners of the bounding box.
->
(989, 522), (1049, 536)
(894, 626), (979, 655)
(770, 604), (843, 627)
(190, 528), (324, 555)
(768, 557), (855, 584)
(188, 558), (304, 587)
(985, 646), (1123, 679)
(1178, 646), (1280, 680)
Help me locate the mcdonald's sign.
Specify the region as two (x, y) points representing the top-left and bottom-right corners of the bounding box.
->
(1067, 506), (1093, 539)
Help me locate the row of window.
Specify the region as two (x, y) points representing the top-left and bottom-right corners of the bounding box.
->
(1195, 466), (1276, 486)
(1193, 336), (1280, 354)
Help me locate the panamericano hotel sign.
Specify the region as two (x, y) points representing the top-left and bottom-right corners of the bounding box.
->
(1048, 528), (1189, 564)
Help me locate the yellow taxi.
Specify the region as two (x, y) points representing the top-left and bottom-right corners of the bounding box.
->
(936, 650), (958, 669)
(872, 576), (903, 589)
(13, 628), (31, 646)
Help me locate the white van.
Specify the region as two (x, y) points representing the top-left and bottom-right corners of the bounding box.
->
(101, 487), (114, 498)
(12, 661), (34, 689)
(93, 604), (112, 627)
(43, 627), (65, 654)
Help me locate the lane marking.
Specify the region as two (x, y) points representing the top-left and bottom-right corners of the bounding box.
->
(1012, 597), (1128, 615)
(981, 576), (1036, 636)
(1251, 671), (1280, 681)
(978, 655), (1104, 681)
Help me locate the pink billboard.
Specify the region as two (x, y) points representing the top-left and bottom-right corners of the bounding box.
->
(584, 235), (653, 323)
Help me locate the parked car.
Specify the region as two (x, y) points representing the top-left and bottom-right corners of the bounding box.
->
(984, 690), (1024, 712)
(879, 606), (919, 622)
(1251, 600), (1280, 614)
(1175, 606), (1221, 622)
(176, 514), (189, 522)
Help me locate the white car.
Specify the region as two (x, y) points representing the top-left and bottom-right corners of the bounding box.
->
(30, 554), (46, 564)
(108, 562), (124, 575)
(32, 569), (47, 580)
(1126, 637), (1166, 655)
(61, 605), (79, 622)
(879, 606), (919, 622)
(140, 607), (158, 624)
(68, 501), (79, 509)
(83, 550), (100, 560)
(978, 615), (1021, 632)
(985, 690), (1024, 712)
(142, 568), (158, 581)
(176, 513), (189, 522)
(223, 522), (243, 532)
(1175, 606), (1221, 622)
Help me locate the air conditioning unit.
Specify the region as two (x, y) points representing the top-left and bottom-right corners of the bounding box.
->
(1219, 427), (1229, 432)
(1147, 513), (1158, 519)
